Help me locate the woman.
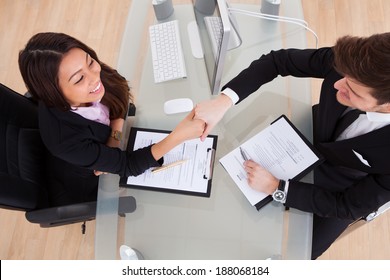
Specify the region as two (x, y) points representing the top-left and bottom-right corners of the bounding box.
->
(19, 32), (204, 205)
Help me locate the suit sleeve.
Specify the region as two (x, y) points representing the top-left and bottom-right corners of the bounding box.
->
(222, 47), (335, 102)
(286, 175), (390, 220)
(44, 127), (161, 178)
(39, 105), (162, 178)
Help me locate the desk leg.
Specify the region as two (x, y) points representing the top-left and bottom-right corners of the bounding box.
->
(95, 174), (121, 259)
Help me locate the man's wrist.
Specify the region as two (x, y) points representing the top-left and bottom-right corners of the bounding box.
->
(272, 179), (288, 203)
(221, 88), (239, 105)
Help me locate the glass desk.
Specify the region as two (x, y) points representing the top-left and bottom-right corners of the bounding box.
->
(95, 0), (313, 260)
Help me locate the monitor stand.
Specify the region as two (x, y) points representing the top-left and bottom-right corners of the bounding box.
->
(228, 18), (242, 51)
(187, 21), (204, 59)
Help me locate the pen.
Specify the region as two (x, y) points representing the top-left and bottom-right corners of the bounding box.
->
(240, 147), (250, 161)
(151, 159), (188, 173)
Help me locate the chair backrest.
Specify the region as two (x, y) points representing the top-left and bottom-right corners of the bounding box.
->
(0, 83), (49, 211)
(0, 83), (109, 230)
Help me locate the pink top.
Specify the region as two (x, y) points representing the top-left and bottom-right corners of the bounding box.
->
(71, 101), (110, 126)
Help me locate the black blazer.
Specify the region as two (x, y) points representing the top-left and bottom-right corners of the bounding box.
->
(223, 47), (390, 220)
(38, 103), (162, 179)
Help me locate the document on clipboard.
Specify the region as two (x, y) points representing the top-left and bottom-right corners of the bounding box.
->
(219, 115), (323, 210)
(120, 127), (217, 197)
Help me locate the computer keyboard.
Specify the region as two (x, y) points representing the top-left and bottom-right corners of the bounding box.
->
(149, 20), (187, 83)
(204, 16), (223, 59)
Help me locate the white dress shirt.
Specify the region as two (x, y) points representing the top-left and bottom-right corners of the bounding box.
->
(337, 109), (390, 140)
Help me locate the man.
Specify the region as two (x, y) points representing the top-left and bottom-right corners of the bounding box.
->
(195, 33), (390, 259)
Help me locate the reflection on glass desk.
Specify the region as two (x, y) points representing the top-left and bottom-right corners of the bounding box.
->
(95, 0), (313, 260)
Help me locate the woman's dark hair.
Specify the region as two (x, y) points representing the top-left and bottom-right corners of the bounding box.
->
(19, 32), (132, 119)
(333, 33), (390, 105)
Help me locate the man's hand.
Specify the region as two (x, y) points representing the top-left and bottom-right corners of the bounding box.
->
(244, 160), (279, 195)
(194, 93), (233, 141)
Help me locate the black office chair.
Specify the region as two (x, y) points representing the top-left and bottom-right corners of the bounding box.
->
(0, 83), (136, 233)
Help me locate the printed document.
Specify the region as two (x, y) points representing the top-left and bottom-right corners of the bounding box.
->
(219, 115), (321, 208)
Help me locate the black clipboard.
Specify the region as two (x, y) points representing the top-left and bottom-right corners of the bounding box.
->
(119, 127), (218, 197)
(254, 115), (324, 210)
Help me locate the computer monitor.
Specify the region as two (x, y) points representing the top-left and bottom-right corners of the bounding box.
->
(191, 0), (241, 95)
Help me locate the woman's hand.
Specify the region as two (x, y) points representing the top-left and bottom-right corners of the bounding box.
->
(151, 109), (205, 161)
(194, 93), (233, 141)
(93, 170), (108, 176)
(244, 160), (279, 195)
(170, 109), (206, 142)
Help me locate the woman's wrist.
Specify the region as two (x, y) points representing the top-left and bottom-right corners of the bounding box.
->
(110, 118), (124, 131)
(151, 133), (181, 161)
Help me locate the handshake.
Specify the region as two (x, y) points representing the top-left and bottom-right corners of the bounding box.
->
(172, 93), (234, 142)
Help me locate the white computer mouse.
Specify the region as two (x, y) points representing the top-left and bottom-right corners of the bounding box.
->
(164, 98), (194, 115)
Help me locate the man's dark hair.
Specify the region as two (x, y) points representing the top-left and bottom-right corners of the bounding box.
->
(334, 33), (390, 105)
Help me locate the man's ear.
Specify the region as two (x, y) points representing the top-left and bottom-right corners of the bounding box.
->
(380, 103), (390, 113)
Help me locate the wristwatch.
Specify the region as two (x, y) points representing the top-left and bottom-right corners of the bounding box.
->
(111, 130), (122, 141)
(272, 180), (287, 203)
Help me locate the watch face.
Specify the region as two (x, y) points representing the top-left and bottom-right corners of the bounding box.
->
(273, 190), (286, 202)
(111, 130), (122, 141)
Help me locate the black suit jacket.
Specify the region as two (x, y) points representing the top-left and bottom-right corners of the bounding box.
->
(223, 47), (390, 220)
(38, 103), (161, 179)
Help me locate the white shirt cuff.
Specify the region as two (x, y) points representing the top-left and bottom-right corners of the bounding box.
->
(221, 88), (239, 105)
(284, 180), (290, 197)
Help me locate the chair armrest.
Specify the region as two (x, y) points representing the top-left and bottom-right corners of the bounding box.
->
(128, 103), (136, 117)
(25, 201), (97, 227)
(25, 196), (137, 227)
(119, 196), (137, 215)
(364, 201), (390, 222)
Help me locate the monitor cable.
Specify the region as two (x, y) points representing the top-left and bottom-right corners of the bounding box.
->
(227, 7), (319, 49)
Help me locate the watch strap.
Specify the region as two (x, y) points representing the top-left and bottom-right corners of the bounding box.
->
(277, 179), (286, 192)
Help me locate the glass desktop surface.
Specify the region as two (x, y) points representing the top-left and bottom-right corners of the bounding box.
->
(95, 0), (312, 260)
